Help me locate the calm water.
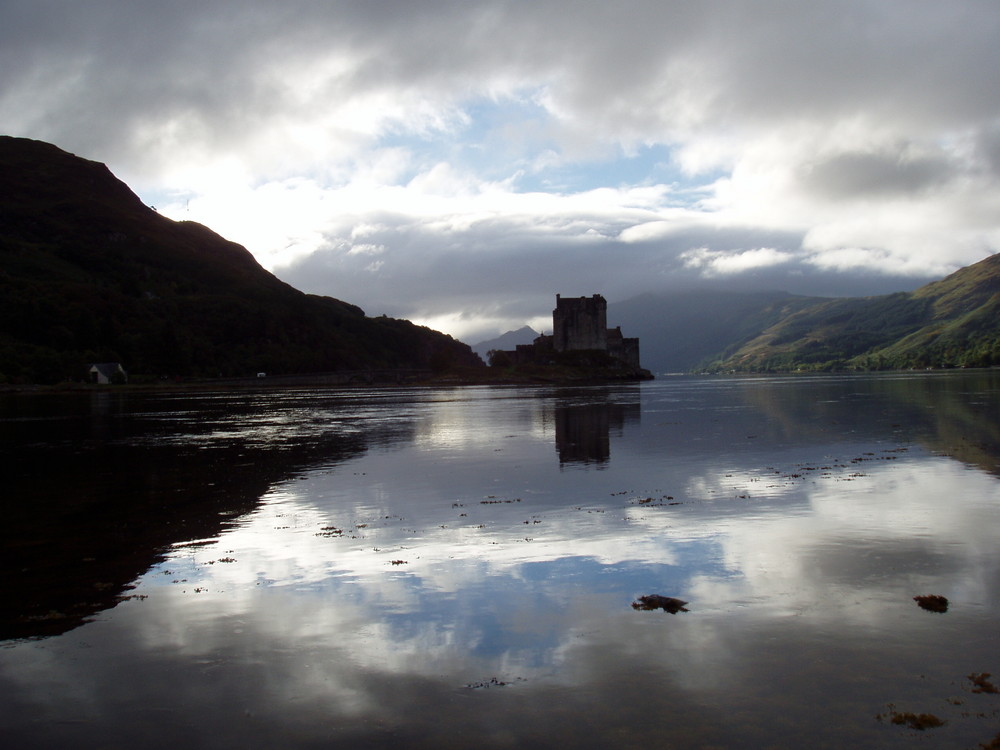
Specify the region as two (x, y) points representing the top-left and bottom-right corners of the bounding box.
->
(2, 372), (999, 748)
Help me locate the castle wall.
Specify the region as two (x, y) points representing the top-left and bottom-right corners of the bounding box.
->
(553, 294), (607, 352)
(620, 337), (641, 368)
(607, 327), (621, 358)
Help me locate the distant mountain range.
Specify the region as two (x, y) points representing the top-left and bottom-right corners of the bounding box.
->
(475, 255), (1000, 375)
(608, 290), (813, 373)
(0, 136), (482, 384)
(610, 254), (1000, 373)
(470, 325), (540, 361)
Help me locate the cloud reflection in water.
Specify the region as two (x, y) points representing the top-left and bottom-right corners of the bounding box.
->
(2, 375), (1000, 748)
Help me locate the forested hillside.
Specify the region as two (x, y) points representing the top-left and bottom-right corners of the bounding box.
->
(701, 253), (1000, 372)
(608, 290), (823, 373)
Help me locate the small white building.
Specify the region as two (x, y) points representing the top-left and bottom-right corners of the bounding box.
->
(89, 362), (128, 384)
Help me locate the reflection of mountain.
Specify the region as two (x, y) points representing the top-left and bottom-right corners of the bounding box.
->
(732, 371), (1000, 477)
(873, 372), (1000, 477)
(0, 391), (412, 640)
(4, 378), (1000, 748)
(553, 391), (641, 465)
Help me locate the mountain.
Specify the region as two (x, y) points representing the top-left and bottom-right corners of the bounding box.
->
(470, 326), (540, 362)
(699, 253), (1000, 372)
(608, 290), (824, 373)
(0, 136), (482, 384)
(610, 252), (1000, 374)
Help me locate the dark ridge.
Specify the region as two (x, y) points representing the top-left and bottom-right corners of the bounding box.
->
(0, 136), (483, 384)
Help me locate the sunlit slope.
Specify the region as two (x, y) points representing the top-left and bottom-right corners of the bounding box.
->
(610, 290), (826, 372)
(700, 253), (1000, 372)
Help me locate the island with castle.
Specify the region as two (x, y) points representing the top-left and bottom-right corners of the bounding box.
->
(486, 294), (653, 381)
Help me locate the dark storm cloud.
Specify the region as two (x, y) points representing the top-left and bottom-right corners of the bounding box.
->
(5, 1), (999, 167)
(799, 148), (955, 199)
(279, 217), (919, 339)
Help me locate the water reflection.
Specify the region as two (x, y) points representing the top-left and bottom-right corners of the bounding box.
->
(553, 388), (641, 465)
(0, 389), (414, 638)
(2, 373), (999, 748)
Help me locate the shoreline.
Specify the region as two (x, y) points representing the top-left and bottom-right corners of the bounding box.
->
(0, 367), (655, 394)
(7, 365), (1000, 395)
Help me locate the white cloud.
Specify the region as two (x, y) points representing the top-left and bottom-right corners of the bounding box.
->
(681, 247), (795, 276)
(346, 243), (385, 256)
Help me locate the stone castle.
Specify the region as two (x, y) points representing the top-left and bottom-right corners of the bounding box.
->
(495, 294), (645, 373)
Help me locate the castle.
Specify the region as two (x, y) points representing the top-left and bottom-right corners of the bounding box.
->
(495, 294), (645, 373)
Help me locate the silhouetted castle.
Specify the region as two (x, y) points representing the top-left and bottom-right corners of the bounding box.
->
(552, 294), (641, 367)
(494, 294), (646, 375)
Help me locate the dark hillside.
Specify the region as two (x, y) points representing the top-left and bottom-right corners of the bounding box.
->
(0, 136), (481, 383)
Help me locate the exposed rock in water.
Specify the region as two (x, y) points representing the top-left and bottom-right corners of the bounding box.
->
(913, 594), (949, 613)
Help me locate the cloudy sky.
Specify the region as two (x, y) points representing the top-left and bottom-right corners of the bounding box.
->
(3, 1), (1000, 341)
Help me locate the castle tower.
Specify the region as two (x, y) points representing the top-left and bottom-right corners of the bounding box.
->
(553, 294), (608, 352)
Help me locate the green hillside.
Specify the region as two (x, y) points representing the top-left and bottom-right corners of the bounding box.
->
(609, 290), (829, 372)
(703, 253), (1000, 372)
(0, 136), (482, 384)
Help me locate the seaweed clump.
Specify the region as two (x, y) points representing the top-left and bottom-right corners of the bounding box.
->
(978, 731), (1000, 748)
(632, 595), (689, 614)
(968, 673), (1000, 694)
(913, 594), (949, 613)
(877, 709), (946, 731)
